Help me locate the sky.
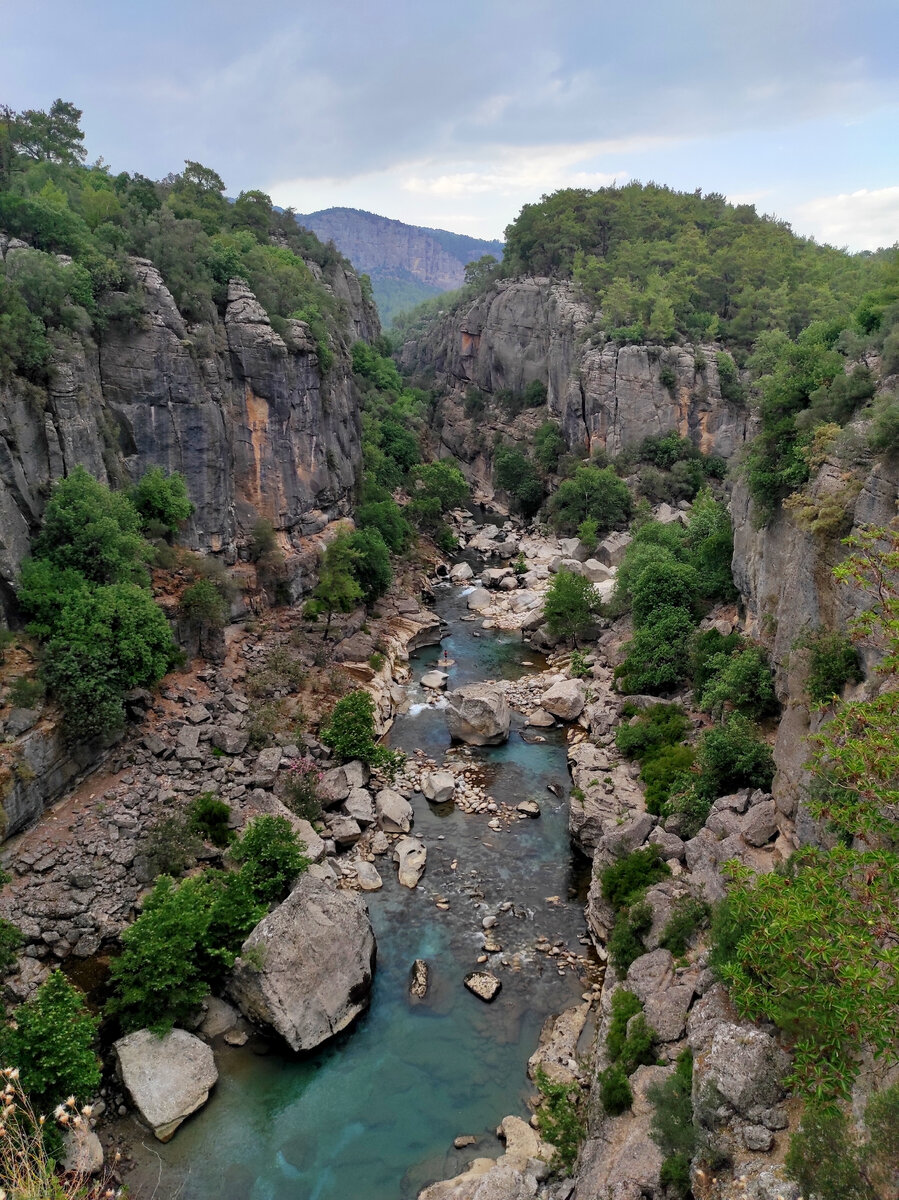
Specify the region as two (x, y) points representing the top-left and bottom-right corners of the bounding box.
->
(5, 0), (899, 251)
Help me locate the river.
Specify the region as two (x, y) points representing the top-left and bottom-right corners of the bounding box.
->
(151, 575), (592, 1200)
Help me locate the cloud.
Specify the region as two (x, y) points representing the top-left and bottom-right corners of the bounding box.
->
(792, 186), (899, 250)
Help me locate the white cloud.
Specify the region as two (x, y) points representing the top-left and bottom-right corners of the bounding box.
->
(792, 186), (899, 251)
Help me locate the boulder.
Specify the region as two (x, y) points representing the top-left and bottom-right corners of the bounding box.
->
(445, 684), (511, 745)
(251, 746), (282, 788)
(466, 587), (493, 613)
(375, 787), (414, 833)
(741, 798), (778, 846)
(698, 1023), (790, 1117)
(421, 670), (448, 690)
(540, 679), (585, 721)
(464, 971), (502, 1002)
(354, 859), (383, 891)
(596, 530), (632, 567)
(450, 561), (474, 582)
(199, 996), (240, 1039)
(409, 958), (430, 1000)
(394, 836), (427, 888)
(63, 1127), (105, 1175)
(516, 800), (541, 818)
(421, 769), (456, 804)
(325, 814), (362, 847)
(318, 765), (353, 806)
(344, 787), (375, 826)
(526, 708), (555, 727)
(228, 873), (375, 1052)
(582, 558), (613, 583)
(115, 1028), (218, 1142)
(211, 726), (250, 756)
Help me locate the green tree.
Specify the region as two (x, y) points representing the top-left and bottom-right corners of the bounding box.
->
(543, 568), (601, 647)
(348, 527), (392, 605)
(230, 815), (309, 906)
(129, 467), (194, 536)
(320, 689), (394, 768)
(615, 607), (696, 694)
(307, 529), (362, 637)
(0, 970), (100, 1112)
(410, 460), (469, 511)
(548, 465), (632, 535)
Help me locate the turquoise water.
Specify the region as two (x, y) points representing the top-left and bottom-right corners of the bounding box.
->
(152, 581), (590, 1200)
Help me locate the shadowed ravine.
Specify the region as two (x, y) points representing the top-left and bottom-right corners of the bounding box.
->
(153, 578), (592, 1200)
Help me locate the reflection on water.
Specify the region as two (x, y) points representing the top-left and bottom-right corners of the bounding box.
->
(155, 579), (588, 1200)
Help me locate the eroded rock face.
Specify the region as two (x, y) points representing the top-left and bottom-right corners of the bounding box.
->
(227, 873), (376, 1052)
(115, 1028), (218, 1142)
(446, 684), (511, 745)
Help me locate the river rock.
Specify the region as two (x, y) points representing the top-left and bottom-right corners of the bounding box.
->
(409, 958), (430, 1000)
(421, 670), (448, 690)
(354, 859), (383, 891)
(466, 587), (493, 613)
(450, 561), (474, 582)
(325, 813), (362, 847)
(227, 873), (375, 1052)
(464, 971), (502, 1002)
(445, 684), (511, 745)
(516, 800), (541, 818)
(375, 787), (414, 833)
(199, 996), (240, 1039)
(540, 679), (585, 721)
(114, 1028), (218, 1142)
(422, 769), (456, 803)
(394, 836), (427, 887)
(344, 787), (375, 826)
(526, 708), (555, 727)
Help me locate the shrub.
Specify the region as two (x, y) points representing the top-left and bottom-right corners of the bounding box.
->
(569, 649), (590, 678)
(321, 689), (389, 767)
(188, 792), (233, 847)
(602, 846), (670, 910)
(283, 755), (323, 822)
(410, 460), (468, 512)
(647, 1049), (697, 1171)
(699, 643), (778, 720)
(0, 970), (100, 1112)
(577, 517), (599, 551)
(356, 498), (413, 553)
(615, 703), (690, 761)
(249, 518), (278, 561)
(247, 700), (282, 748)
(641, 743), (696, 812)
(549, 465), (632, 535)
(533, 1067), (586, 1171)
(534, 420), (565, 472)
(544, 568), (601, 646)
(716, 351), (744, 403)
(868, 393), (899, 454)
(659, 1153), (692, 1199)
(615, 607), (696, 694)
(608, 900), (653, 974)
(106, 871), (265, 1032)
(230, 815), (309, 906)
(599, 1064), (633, 1115)
(630, 560), (699, 628)
(129, 467), (193, 536)
(690, 628), (743, 700)
(606, 988), (642, 1061)
(664, 780), (714, 839)
(659, 897), (710, 956)
(180, 577), (228, 629)
(695, 713), (774, 799)
(6, 675), (44, 708)
(0, 917), (22, 975)
(493, 445), (544, 516)
(143, 812), (202, 878)
(794, 628), (863, 706)
(348, 527), (392, 604)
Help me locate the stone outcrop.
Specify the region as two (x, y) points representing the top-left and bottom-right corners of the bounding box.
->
(0, 240), (378, 618)
(227, 873), (376, 1051)
(445, 684), (511, 745)
(114, 1028), (218, 1141)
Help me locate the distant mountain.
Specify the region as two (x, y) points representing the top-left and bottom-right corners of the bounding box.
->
(296, 207), (503, 325)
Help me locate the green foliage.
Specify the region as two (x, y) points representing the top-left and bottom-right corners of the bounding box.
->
(794, 628), (863, 706)
(641, 744), (696, 813)
(659, 1153), (692, 1199)
(543, 568), (601, 646)
(714, 847), (899, 1098)
(188, 792), (233, 848)
(598, 1064), (633, 1115)
(647, 1049), (697, 1190)
(180, 577), (228, 629)
(0, 970), (100, 1112)
(307, 529), (363, 636)
(699, 643), (778, 720)
(577, 517), (599, 551)
(6, 675), (44, 709)
(320, 689), (391, 768)
(410, 460), (468, 512)
(143, 812), (202, 878)
(631, 560), (699, 628)
(715, 351), (744, 403)
(106, 871), (265, 1032)
(601, 845), (670, 910)
(533, 1067), (586, 1172)
(129, 467), (193, 536)
(695, 713), (774, 799)
(867, 392), (899, 454)
(348, 527), (392, 605)
(690, 628), (743, 700)
(249, 518), (278, 562)
(569, 649), (590, 679)
(615, 606), (696, 694)
(548, 465), (632, 536)
(615, 703), (689, 761)
(230, 815), (309, 906)
(0, 917), (22, 975)
(783, 1095), (899, 1200)
(607, 901), (654, 974)
(493, 445), (544, 516)
(659, 897), (710, 956)
(356, 499), (412, 553)
(534, 420), (565, 473)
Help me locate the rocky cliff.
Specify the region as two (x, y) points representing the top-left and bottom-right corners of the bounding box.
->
(0, 238), (378, 619)
(402, 277), (749, 496)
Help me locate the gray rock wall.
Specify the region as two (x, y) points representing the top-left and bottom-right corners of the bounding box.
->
(0, 244), (378, 618)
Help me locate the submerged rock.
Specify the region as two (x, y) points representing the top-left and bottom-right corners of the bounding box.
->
(445, 684), (511, 746)
(227, 873), (376, 1052)
(464, 971), (502, 1002)
(114, 1028), (218, 1142)
(409, 958), (430, 1000)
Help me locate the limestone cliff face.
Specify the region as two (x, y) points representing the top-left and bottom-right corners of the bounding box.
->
(401, 278), (748, 489)
(0, 245), (378, 616)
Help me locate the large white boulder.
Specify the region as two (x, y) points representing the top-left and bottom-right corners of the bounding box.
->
(115, 1028), (218, 1142)
(540, 679), (586, 721)
(375, 787), (414, 833)
(228, 873), (376, 1052)
(421, 769), (456, 804)
(445, 684), (511, 745)
(394, 837), (427, 888)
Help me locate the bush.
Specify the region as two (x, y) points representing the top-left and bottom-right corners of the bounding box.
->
(249, 518), (278, 561)
(616, 703), (690, 761)
(605, 989), (657, 1074)
(716, 351), (744, 403)
(348, 527), (392, 604)
(230, 815), (309, 906)
(599, 1064), (633, 1115)
(577, 517), (599, 551)
(533, 1067), (586, 1171)
(602, 846), (670, 910)
(615, 607), (695, 694)
(6, 675), (44, 708)
(493, 446), (544, 516)
(794, 628), (863, 706)
(188, 792), (233, 847)
(608, 900), (653, 974)
(283, 755), (323, 822)
(630, 560), (699, 628)
(534, 420), (565, 472)
(0, 917), (22, 975)
(659, 897), (710, 956)
(180, 577), (228, 629)
(356, 498), (413, 553)
(606, 988), (643, 1061)
(143, 812), (202, 878)
(641, 743), (696, 812)
(647, 1049), (697, 1165)
(699, 643), (778, 720)
(320, 689), (391, 767)
(544, 568), (601, 646)
(690, 628), (743, 699)
(106, 871), (265, 1032)
(129, 467), (193, 536)
(695, 713), (774, 799)
(569, 649), (590, 679)
(0, 970), (100, 1112)
(549, 465), (632, 535)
